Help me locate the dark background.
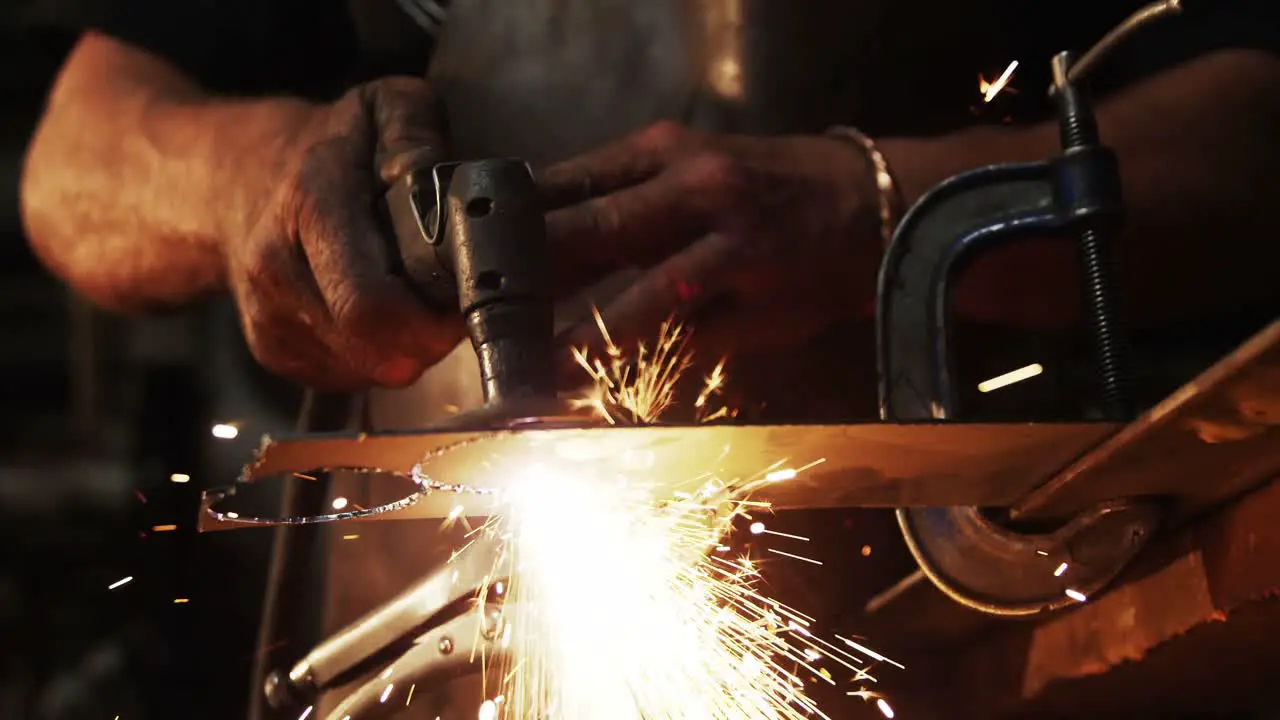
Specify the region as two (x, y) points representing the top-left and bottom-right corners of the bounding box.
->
(0, 15), (300, 720)
(0, 3), (1273, 719)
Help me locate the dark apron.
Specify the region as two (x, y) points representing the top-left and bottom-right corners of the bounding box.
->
(314, 1), (1096, 716)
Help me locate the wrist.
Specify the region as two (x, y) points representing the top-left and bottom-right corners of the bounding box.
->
(823, 127), (904, 319)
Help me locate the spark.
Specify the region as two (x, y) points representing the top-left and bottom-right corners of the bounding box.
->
(750, 522), (767, 535)
(151, 524), (177, 532)
(1054, 562), (1069, 577)
(1066, 588), (1088, 603)
(877, 698), (896, 718)
(379, 684), (394, 704)
(767, 548), (823, 566)
(977, 362), (1043, 393)
(211, 423), (239, 439)
(169, 473), (190, 483)
(860, 545), (872, 557)
(332, 497), (349, 510)
(298, 707), (313, 720)
(108, 576), (133, 590)
(841, 637), (905, 670)
(761, 529), (810, 543)
(173, 598), (189, 604)
(568, 308), (734, 425)
(457, 312), (897, 719)
(979, 60), (1020, 102)
(343, 534), (360, 540)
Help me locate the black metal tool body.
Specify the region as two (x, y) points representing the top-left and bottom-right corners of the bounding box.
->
(385, 158), (556, 409)
(878, 3), (1183, 615)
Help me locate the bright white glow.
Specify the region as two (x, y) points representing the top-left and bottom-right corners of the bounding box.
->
(493, 461), (829, 719)
(1054, 562), (1069, 577)
(477, 700), (497, 720)
(977, 363), (1044, 393)
(169, 473), (190, 483)
(749, 522), (766, 535)
(211, 423), (239, 439)
(379, 684), (393, 704)
(108, 576), (133, 590)
(331, 497), (349, 510)
(877, 698), (896, 718)
(1065, 588), (1088, 603)
(297, 706), (313, 720)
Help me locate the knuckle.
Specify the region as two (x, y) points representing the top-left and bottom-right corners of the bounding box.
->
(588, 198), (625, 238)
(685, 152), (747, 201)
(635, 120), (687, 155)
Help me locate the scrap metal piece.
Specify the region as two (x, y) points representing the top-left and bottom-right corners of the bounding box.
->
(1014, 319), (1280, 522)
(198, 421), (1118, 531)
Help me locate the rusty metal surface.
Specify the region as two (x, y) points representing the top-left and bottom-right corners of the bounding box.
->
(199, 421), (1116, 531)
(1014, 319), (1280, 522)
(904, 477), (1280, 718)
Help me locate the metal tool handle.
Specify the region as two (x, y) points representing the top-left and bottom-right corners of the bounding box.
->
(385, 158), (556, 407)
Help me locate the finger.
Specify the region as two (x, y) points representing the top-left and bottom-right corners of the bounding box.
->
(378, 146), (440, 186)
(250, 318), (370, 391)
(545, 154), (741, 291)
(238, 238), (372, 389)
(555, 232), (741, 388)
(537, 121), (698, 209)
(363, 77), (446, 158)
(294, 144), (465, 381)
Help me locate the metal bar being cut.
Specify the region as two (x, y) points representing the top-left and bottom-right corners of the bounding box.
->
(200, 320), (1277, 533)
(199, 422), (1116, 531)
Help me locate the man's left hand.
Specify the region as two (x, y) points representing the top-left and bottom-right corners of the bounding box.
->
(540, 121), (883, 366)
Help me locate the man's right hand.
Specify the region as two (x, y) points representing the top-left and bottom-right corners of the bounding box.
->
(230, 77), (464, 391)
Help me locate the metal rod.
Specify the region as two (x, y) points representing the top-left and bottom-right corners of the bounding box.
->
(1052, 0), (1185, 93)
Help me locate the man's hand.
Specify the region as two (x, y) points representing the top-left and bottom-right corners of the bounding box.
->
(230, 77), (464, 391)
(540, 121), (883, 364)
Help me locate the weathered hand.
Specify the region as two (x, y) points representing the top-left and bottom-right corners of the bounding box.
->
(540, 121), (883, 365)
(228, 77), (464, 391)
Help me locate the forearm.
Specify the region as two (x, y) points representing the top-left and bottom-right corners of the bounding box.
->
(879, 49), (1280, 330)
(20, 33), (321, 312)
